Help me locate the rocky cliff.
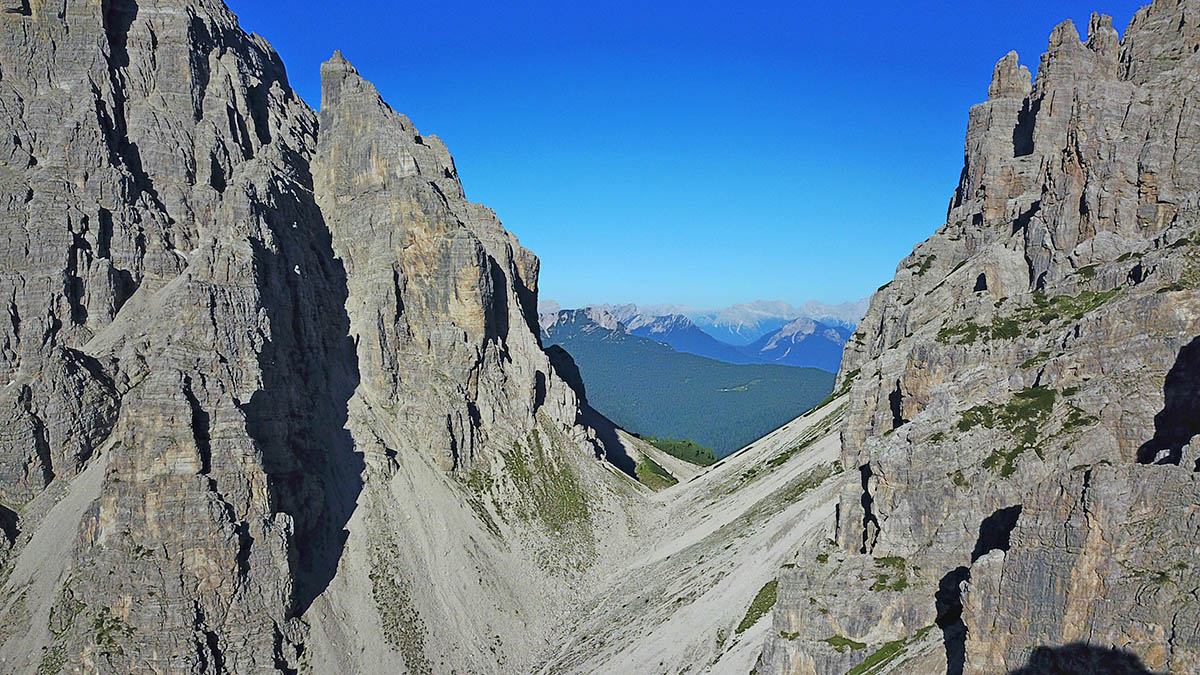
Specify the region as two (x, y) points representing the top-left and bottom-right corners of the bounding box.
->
(0, 1), (643, 672)
(761, 2), (1200, 673)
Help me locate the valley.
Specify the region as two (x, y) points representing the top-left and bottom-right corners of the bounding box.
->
(0, 0), (1196, 673)
(541, 308), (835, 455)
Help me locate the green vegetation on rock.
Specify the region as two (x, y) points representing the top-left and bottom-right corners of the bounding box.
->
(1019, 351), (1051, 369)
(635, 455), (678, 490)
(1025, 289), (1121, 324)
(369, 534), (432, 674)
(39, 583), (86, 675)
(766, 405), (845, 471)
(499, 429), (590, 534)
(846, 626), (935, 675)
(92, 607), (133, 660)
(908, 254), (936, 277)
(870, 556), (909, 592)
(938, 289), (1121, 345)
(736, 579), (779, 633)
(811, 369), (859, 413)
(462, 470), (502, 537)
(957, 387), (1058, 477)
(640, 437), (717, 466)
(823, 634), (867, 652)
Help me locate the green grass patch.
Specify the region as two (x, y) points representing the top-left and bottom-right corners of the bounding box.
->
(1024, 289), (1121, 324)
(908, 254), (936, 277)
(499, 429), (590, 534)
(956, 405), (996, 432)
(640, 436), (717, 466)
(982, 447), (1025, 478)
(958, 387), (1058, 477)
(812, 369), (860, 412)
(1020, 351), (1051, 369)
(369, 536), (432, 673)
(938, 289), (1121, 345)
(1157, 258), (1200, 293)
(1002, 387), (1058, 446)
(766, 435), (820, 470)
(870, 556), (909, 591)
(735, 579), (778, 634)
(767, 405), (846, 471)
(92, 607), (133, 659)
(847, 626), (935, 675)
(823, 635), (867, 653)
(1062, 407), (1098, 433)
(635, 455), (678, 491)
(462, 470), (501, 537)
(937, 319), (983, 345)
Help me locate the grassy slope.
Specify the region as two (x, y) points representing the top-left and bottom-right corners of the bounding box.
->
(641, 437), (718, 466)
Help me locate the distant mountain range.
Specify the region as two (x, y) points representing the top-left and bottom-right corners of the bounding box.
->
(624, 313), (763, 365)
(740, 317), (854, 372)
(540, 308), (834, 456)
(563, 298), (869, 345)
(538, 299), (865, 372)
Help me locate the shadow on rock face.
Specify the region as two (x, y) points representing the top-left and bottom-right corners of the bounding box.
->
(545, 343), (638, 479)
(1008, 643), (1161, 674)
(246, 153), (365, 617)
(545, 345), (585, 405)
(936, 565), (969, 675)
(578, 405), (637, 479)
(1137, 335), (1200, 465)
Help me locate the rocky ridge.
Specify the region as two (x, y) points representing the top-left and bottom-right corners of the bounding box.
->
(760, 3), (1200, 673)
(0, 2), (861, 673)
(0, 1), (645, 672)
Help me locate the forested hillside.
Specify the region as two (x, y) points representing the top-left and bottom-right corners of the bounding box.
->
(542, 309), (834, 455)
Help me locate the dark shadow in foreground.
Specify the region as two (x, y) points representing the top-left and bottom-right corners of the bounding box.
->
(1008, 643), (1161, 674)
(1137, 335), (1200, 465)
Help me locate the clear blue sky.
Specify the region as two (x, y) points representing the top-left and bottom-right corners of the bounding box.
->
(228, 0), (1147, 309)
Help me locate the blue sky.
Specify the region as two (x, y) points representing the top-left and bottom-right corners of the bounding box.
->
(228, 0), (1147, 308)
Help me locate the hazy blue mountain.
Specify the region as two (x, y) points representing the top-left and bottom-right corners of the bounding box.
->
(685, 300), (865, 345)
(541, 309), (834, 456)
(738, 318), (853, 372)
(567, 303), (856, 372)
(578, 299), (868, 346)
(624, 313), (765, 365)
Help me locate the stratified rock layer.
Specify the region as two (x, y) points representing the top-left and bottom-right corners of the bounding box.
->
(762, 2), (1200, 674)
(0, 1), (626, 672)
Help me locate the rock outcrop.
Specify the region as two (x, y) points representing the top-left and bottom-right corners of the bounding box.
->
(7, 0), (1200, 672)
(761, 2), (1200, 673)
(0, 1), (633, 672)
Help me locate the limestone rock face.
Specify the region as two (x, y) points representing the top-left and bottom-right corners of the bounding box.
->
(314, 51), (580, 471)
(0, 1), (619, 672)
(762, 2), (1200, 673)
